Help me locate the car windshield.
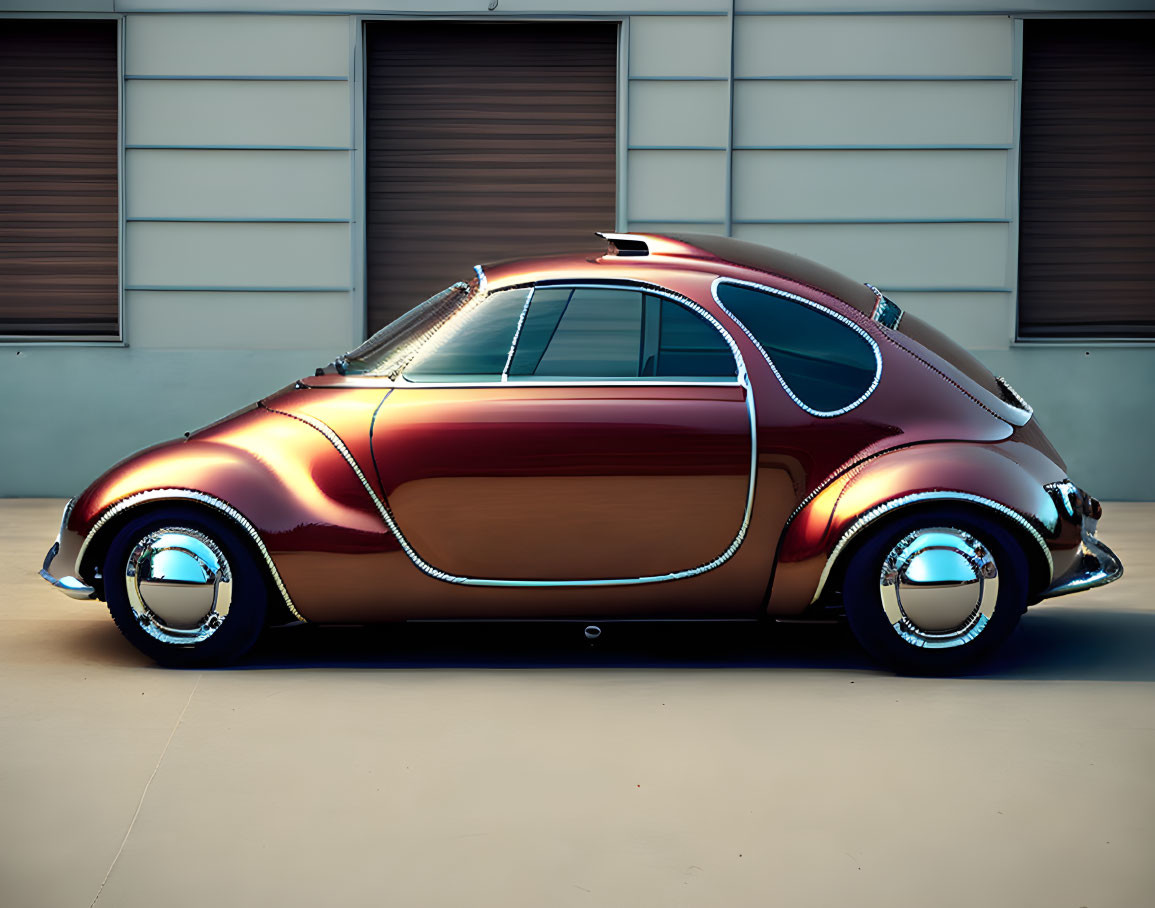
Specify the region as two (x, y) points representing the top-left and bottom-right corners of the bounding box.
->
(330, 281), (475, 377)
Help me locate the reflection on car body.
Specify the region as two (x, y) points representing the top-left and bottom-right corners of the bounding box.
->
(41, 232), (1122, 672)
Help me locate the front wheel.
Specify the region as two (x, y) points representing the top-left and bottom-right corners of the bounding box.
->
(102, 506), (269, 667)
(842, 508), (1029, 674)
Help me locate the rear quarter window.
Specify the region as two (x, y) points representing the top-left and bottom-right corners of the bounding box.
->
(714, 280), (880, 415)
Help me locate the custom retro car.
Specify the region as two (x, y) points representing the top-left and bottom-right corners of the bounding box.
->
(41, 233), (1122, 672)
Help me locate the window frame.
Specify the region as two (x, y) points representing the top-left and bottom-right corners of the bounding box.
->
(0, 13), (125, 345)
(396, 280), (746, 388)
(711, 277), (883, 418)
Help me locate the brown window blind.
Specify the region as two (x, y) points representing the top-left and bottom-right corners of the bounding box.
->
(1018, 19), (1155, 339)
(0, 20), (119, 338)
(365, 21), (617, 334)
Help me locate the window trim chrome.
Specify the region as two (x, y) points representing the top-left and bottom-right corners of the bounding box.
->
(501, 286), (535, 382)
(711, 277), (883, 418)
(394, 279), (744, 388)
(277, 281), (760, 589)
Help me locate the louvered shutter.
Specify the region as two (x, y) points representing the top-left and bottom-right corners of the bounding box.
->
(365, 22), (617, 334)
(1018, 19), (1155, 339)
(0, 20), (118, 337)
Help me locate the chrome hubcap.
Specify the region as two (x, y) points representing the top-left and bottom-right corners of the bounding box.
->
(879, 527), (998, 649)
(125, 528), (232, 645)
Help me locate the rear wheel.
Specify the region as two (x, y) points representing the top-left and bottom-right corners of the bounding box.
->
(842, 508), (1029, 674)
(102, 507), (268, 667)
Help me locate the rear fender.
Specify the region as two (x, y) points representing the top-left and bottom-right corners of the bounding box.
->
(767, 442), (1068, 613)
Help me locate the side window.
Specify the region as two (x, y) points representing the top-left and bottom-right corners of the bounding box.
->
(402, 287), (530, 382)
(715, 282), (879, 414)
(646, 296), (735, 378)
(511, 287), (643, 378)
(509, 287), (736, 380)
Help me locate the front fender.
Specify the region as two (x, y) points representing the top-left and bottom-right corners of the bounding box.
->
(767, 440), (1074, 613)
(69, 405), (390, 616)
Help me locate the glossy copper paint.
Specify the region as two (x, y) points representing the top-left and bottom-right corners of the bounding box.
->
(367, 385), (750, 580)
(69, 405), (393, 608)
(66, 233), (1085, 622)
(768, 437), (1073, 614)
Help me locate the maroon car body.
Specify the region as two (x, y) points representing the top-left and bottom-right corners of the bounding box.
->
(40, 233), (1122, 670)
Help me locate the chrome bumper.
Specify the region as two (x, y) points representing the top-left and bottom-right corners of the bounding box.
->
(39, 500), (95, 600)
(1039, 520), (1123, 600)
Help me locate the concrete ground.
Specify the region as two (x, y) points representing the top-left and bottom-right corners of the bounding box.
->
(1, 499), (1152, 908)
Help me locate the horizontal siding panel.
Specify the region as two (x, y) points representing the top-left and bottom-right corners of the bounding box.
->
(126, 80), (350, 147)
(885, 291), (1011, 351)
(126, 150), (350, 219)
(627, 221), (728, 236)
(628, 150), (727, 221)
(734, 16), (1013, 78)
(125, 14), (348, 77)
(127, 291), (353, 349)
(732, 222), (1010, 288)
(732, 149), (1008, 220)
(630, 16), (730, 78)
(629, 80), (729, 148)
(126, 222), (349, 287)
(734, 81), (1015, 147)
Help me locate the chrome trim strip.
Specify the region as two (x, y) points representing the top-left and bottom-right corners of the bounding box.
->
(811, 491), (1054, 605)
(501, 286), (535, 382)
(995, 376), (1034, 419)
(473, 264), (487, 295)
(267, 291), (759, 589)
(711, 277), (883, 418)
(75, 490), (305, 622)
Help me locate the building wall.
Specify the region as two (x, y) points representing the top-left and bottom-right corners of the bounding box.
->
(3, 2), (1153, 499)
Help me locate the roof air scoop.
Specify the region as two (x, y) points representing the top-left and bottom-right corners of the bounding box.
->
(597, 232), (650, 257)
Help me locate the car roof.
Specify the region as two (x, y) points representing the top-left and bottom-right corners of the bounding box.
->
(484, 233), (879, 316)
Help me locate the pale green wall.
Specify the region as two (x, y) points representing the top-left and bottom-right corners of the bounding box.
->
(2, 4), (1152, 501)
(1, 347), (335, 496)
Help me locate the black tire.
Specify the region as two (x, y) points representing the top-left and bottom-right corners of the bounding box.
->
(842, 507), (1029, 674)
(102, 506), (269, 667)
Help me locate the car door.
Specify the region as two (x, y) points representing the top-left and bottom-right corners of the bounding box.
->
(368, 283), (756, 587)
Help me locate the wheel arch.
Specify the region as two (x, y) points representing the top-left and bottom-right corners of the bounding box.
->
(77, 490), (303, 624)
(815, 495), (1054, 609)
(767, 441), (1064, 614)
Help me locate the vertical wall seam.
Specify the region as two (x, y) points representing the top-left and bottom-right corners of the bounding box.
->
(350, 14), (365, 344)
(617, 17), (630, 232)
(724, 1), (736, 236)
(1008, 15), (1024, 344)
(118, 14), (127, 345)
